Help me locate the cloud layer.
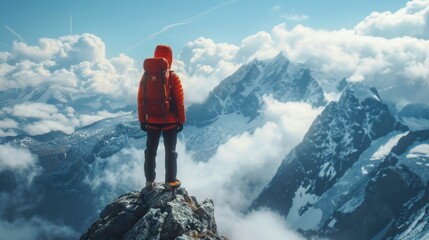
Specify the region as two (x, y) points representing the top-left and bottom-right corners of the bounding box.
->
(87, 98), (321, 239)
(0, 144), (39, 179)
(355, 0), (429, 39)
(1, 34), (139, 102)
(0, 102), (128, 136)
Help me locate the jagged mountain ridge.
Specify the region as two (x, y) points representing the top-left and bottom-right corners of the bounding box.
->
(187, 53), (325, 127)
(319, 129), (429, 240)
(250, 84), (429, 239)
(185, 53), (326, 161)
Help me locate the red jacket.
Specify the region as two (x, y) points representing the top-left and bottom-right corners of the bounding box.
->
(137, 45), (186, 124)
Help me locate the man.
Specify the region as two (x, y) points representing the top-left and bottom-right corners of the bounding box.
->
(137, 44), (186, 190)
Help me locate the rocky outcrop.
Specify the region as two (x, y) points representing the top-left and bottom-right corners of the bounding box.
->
(81, 183), (224, 240)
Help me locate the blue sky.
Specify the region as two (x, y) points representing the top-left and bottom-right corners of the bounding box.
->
(0, 0), (408, 61)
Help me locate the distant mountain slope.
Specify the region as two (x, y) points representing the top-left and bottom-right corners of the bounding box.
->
(0, 114), (142, 234)
(250, 84), (429, 239)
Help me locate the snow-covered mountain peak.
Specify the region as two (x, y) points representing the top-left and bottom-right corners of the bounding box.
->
(340, 83), (381, 106)
(184, 53), (326, 160)
(249, 81), (429, 239)
(187, 53), (326, 127)
(251, 82), (407, 212)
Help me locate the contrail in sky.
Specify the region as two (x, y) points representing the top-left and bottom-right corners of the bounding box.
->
(148, 0), (237, 39)
(4, 25), (25, 42)
(125, 0), (237, 53)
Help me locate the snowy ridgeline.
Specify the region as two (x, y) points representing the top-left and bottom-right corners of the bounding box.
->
(251, 83), (429, 240)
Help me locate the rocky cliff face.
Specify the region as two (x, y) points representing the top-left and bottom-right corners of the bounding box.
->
(81, 183), (224, 240)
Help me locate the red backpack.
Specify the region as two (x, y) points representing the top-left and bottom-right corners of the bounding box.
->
(141, 57), (171, 120)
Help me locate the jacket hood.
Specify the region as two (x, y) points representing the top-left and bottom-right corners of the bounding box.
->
(154, 45), (173, 69)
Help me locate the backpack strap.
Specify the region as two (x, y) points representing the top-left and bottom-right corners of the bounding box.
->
(142, 72), (148, 121)
(167, 70), (176, 114)
(160, 69), (167, 119)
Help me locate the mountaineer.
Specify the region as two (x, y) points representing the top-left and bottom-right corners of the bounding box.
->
(137, 44), (186, 190)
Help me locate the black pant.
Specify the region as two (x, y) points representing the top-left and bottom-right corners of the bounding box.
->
(144, 124), (178, 183)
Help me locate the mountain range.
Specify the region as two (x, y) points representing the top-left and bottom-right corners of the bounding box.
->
(1, 53), (429, 239)
(251, 84), (429, 240)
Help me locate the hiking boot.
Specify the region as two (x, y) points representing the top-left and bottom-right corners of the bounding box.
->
(146, 181), (155, 190)
(164, 179), (181, 190)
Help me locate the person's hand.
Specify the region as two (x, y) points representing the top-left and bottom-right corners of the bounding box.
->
(177, 123), (183, 133)
(140, 122), (148, 132)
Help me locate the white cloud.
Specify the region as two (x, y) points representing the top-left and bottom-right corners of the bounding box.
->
(8, 34), (105, 65)
(270, 23), (429, 105)
(0, 119), (18, 129)
(0, 51), (9, 62)
(355, 0), (429, 39)
(0, 129), (17, 137)
(78, 110), (131, 128)
(87, 147), (145, 194)
(0, 144), (40, 186)
(262, 96), (323, 144)
(1, 34), (139, 103)
(179, 122), (284, 210)
(1, 60), (65, 89)
(176, 37), (240, 103)
(235, 31), (277, 62)
(271, 5), (308, 22)
(9, 102), (59, 119)
(220, 208), (305, 240)
(4, 102), (76, 135)
(23, 120), (75, 136)
(1, 102), (129, 136)
(0, 144), (37, 172)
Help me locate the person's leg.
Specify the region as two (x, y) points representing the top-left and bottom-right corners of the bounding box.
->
(145, 128), (161, 183)
(162, 128), (178, 183)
